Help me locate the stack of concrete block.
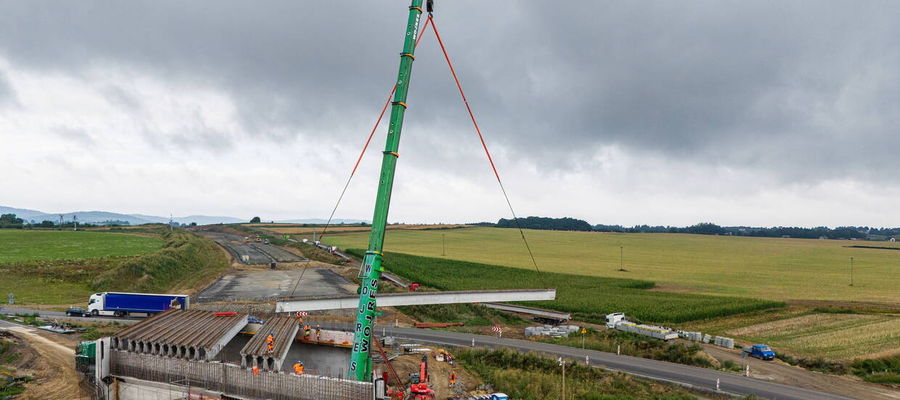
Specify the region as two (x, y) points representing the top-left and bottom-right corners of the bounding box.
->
(679, 331), (703, 342)
(702, 334), (713, 344)
(714, 336), (735, 349)
(524, 325), (579, 338)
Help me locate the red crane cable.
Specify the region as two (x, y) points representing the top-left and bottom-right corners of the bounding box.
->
(317, 17), (433, 242)
(292, 18), (434, 298)
(428, 15), (542, 275)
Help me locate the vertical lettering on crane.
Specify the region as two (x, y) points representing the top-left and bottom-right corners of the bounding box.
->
(348, 0), (424, 381)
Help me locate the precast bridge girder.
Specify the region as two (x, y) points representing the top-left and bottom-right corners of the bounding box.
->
(276, 288), (556, 313)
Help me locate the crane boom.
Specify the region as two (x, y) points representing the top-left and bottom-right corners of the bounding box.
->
(348, 0), (425, 381)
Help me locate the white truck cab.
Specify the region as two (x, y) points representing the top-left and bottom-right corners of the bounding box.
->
(87, 293), (104, 315)
(605, 312), (626, 328)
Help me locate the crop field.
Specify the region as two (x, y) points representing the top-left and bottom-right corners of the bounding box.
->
(726, 313), (900, 360)
(256, 224), (469, 235)
(344, 249), (782, 323)
(0, 230), (163, 263)
(325, 227), (900, 303)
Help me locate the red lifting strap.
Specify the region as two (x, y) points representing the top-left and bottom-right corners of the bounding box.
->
(429, 15), (543, 275)
(350, 16), (433, 178)
(318, 16), (434, 243)
(427, 16), (501, 183)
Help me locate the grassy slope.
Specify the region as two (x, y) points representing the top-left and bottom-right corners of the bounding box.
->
(347, 249), (781, 323)
(0, 228), (229, 305)
(326, 227), (900, 302)
(457, 348), (698, 400)
(0, 230), (163, 263)
(92, 230), (230, 293)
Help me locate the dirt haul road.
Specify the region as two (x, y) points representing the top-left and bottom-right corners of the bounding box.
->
(701, 344), (900, 400)
(0, 320), (90, 399)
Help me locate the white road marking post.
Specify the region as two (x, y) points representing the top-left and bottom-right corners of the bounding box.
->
(716, 378), (720, 391)
(745, 364), (750, 377)
(617, 345), (620, 355)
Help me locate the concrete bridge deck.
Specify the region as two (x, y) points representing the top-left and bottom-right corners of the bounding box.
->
(112, 310), (248, 360)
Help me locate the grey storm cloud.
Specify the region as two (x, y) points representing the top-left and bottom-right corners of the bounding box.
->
(1, 1), (898, 183)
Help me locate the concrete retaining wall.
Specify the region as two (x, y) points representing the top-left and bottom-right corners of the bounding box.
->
(110, 350), (371, 400)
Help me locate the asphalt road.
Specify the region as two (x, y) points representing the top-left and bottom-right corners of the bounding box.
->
(196, 267), (355, 302)
(195, 230), (307, 265)
(2, 306), (138, 325)
(317, 321), (851, 400)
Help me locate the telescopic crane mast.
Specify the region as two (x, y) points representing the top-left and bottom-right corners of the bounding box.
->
(348, 0), (431, 381)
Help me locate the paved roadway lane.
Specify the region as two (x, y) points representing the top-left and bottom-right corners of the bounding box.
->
(2, 306), (138, 325)
(317, 322), (850, 400)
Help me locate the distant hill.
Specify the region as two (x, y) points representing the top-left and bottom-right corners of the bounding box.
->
(0, 206), (46, 220)
(1, 206), (244, 226)
(0, 205), (367, 226)
(130, 214), (246, 225)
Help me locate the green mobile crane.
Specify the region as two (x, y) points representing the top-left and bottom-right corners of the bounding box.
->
(348, 0), (429, 381)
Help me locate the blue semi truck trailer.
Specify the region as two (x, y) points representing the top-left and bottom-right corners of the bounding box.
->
(87, 292), (189, 317)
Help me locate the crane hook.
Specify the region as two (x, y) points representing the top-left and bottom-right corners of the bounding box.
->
(426, 0), (434, 14)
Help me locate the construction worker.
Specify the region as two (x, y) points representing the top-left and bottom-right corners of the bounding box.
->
(295, 312), (304, 326)
(252, 365), (259, 376)
(449, 372), (457, 387)
(303, 324), (311, 338)
(266, 332), (275, 354)
(315, 324), (321, 342)
(292, 361), (304, 375)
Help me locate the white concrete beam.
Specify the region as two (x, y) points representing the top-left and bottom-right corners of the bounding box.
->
(276, 289), (556, 313)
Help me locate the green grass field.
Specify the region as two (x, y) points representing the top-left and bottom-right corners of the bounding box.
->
(325, 227), (900, 303)
(0, 230), (164, 263)
(0, 229), (227, 305)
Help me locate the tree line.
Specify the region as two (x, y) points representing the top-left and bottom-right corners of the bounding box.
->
(479, 216), (897, 240)
(495, 216), (594, 231)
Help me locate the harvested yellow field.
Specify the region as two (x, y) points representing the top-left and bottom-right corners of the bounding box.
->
(725, 313), (900, 360)
(260, 224), (469, 235)
(325, 227), (900, 302)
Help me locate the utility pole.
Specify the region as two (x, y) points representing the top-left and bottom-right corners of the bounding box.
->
(348, 0), (426, 382)
(559, 357), (566, 400)
(618, 245), (625, 271)
(849, 256), (854, 286)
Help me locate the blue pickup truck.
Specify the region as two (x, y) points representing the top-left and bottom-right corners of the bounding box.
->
(743, 344), (776, 360)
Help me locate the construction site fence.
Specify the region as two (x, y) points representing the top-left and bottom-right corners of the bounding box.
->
(110, 350), (373, 400)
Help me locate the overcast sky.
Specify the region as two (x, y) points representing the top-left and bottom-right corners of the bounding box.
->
(1, 1), (898, 227)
